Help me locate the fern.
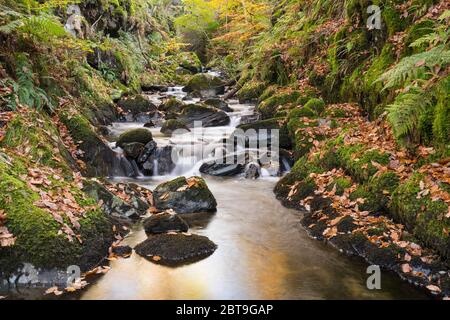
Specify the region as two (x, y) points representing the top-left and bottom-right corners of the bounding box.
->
(378, 45), (450, 89)
(386, 87), (432, 142)
(6, 55), (53, 112)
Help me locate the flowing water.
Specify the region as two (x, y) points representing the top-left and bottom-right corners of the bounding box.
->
(80, 87), (427, 300)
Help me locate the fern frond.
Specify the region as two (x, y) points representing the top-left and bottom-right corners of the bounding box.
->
(387, 87), (432, 141)
(378, 45), (450, 89)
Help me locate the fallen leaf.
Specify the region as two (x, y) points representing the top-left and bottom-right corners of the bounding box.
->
(426, 285), (441, 293)
(152, 255), (161, 262)
(401, 263), (412, 273)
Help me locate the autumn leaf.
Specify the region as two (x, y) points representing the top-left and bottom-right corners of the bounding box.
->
(152, 255), (162, 262)
(401, 263), (412, 273)
(426, 285), (441, 293)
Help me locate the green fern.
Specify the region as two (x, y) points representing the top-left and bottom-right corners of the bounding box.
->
(378, 45), (450, 89)
(6, 55), (53, 111)
(386, 87), (432, 142)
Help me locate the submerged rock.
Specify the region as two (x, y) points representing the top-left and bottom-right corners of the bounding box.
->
(116, 128), (153, 148)
(177, 104), (230, 127)
(112, 245), (133, 257)
(200, 162), (244, 176)
(134, 233), (217, 266)
(141, 146), (175, 176)
(203, 98), (233, 112)
(159, 97), (186, 114)
(143, 212), (189, 234)
(153, 176), (217, 213)
(245, 162), (261, 179)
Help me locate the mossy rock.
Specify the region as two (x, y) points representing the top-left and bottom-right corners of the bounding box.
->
(160, 119), (190, 136)
(390, 173), (450, 260)
(179, 52), (202, 73)
(117, 94), (157, 115)
(257, 91), (302, 119)
(183, 74), (225, 95)
(237, 117), (292, 149)
(0, 162), (113, 274)
(177, 104), (230, 127)
(116, 128), (153, 148)
(159, 97), (185, 114)
(237, 80), (267, 102)
(304, 98), (326, 115)
(326, 177), (353, 196)
(336, 144), (390, 182)
(153, 176), (217, 214)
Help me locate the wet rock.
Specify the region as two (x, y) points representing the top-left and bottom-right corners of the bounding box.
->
(200, 162), (244, 176)
(122, 142), (145, 159)
(160, 119), (190, 136)
(141, 146), (175, 176)
(98, 125), (110, 136)
(137, 140), (158, 164)
(183, 91), (202, 100)
(117, 95), (157, 117)
(134, 112), (153, 123)
(116, 128), (153, 148)
(159, 97), (185, 114)
(153, 176), (217, 213)
(141, 84), (168, 92)
(134, 233), (217, 266)
(177, 104), (230, 127)
(82, 180), (140, 220)
(179, 52), (202, 74)
(112, 245), (132, 257)
(143, 212), (189, 234)
(123, 183), (152, 215)
(143, 121), (155, 128)
(245, 162), (261, 179)
(183, 74), (225, 97)
(203, 98), (233, 112)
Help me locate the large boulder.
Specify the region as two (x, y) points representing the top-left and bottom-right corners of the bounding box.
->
(117, 95), (157, 120)
(143, 212), (189, 234)
(116, 128), (153, 148)
(134, 233), (217, 266)
(183, 74), (225, 97)
(160, 119), (190, 136)
(153, 176), (217, 213)
(203, 98), (233, 112)
(82, 180), (141, 220)
(177, 104), (230, 127)
(140, 146), (175, 176)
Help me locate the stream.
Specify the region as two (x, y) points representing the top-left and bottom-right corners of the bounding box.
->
(80, 85), (426, 300)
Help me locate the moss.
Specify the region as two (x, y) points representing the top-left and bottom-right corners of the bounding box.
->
(184, 74), (224, 92)
(237, 80), (267, 102)
(0, 111), (74, 173)
(327, 177), (353, 196)
(390, 173), (450, 259)
(337, 144), (390, 182)
(432, 76), (450, 146)
(304, 98), (325, 115)
(179, 52), (202, 73)
(159, 97), (185, 113)
(117, 128), (153, 148)
(0, 162), (112, 272)
(238, 117), (291, 149)
(349, 185), (381, 212)
(258, 91), (302, 119)
(161, 119), (189, 135)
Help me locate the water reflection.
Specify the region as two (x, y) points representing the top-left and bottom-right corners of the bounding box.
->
(80, 178), (426, 300)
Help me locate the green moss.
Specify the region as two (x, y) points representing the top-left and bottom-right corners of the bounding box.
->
(336, 144), (390, 182)
(327, 177), (353, 195)
(258, 91), (302, 119)
(304, 98), (325, 115)
(390, 173), (450, 259)
(185, 74), (224, 92)
(0, 162), (112, 272)
(117, 128), (153, 148)
(237, 80), (267, 102)
(238, 117), (291, 149)
(432, 76), (450, 146)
